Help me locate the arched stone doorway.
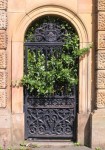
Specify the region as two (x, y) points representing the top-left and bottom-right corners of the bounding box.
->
(11, 6), (91, 145)
(23, 15), (79, 140)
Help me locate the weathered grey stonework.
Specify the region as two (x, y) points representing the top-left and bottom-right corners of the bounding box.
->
(0, 10), (7, 29)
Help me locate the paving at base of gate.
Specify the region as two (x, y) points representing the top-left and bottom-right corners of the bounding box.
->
(13, 141), (94, 150)
(24, 145), (92, 150)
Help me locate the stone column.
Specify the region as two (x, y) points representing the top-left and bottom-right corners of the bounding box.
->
(91, 0), (105, 148)
(0, 0), (11, 148)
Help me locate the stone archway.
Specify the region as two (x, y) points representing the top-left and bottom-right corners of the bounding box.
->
(11, 5), (92, 145)
(24, 15), (80, 140)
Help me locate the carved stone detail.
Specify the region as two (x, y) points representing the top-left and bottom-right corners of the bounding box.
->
(97, 90), (105, 108)
(98, 0), (105, 10)
(0, 50), (6, 68)
(98, 32), (105, 49)
(0, 70), (7, 88)
(96, 51), (105, 69)
(0, 10), (7, 29)
(0, 89), (7, 107)
(98, 13), (105, 30)
(0, 30), (7, 49)
(0, 0), (7, 108)
(0, 0), (7, 9)
(96, 70), (105, 88)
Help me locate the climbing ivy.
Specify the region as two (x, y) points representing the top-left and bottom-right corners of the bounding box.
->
(21, 16), (91, 96)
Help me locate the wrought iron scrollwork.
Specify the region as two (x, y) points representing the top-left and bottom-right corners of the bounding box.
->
(34, 23), (65, 42)
(26, 108), (74, 137)
(24, 21), (77, 139)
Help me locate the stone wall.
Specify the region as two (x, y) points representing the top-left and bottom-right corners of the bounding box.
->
(0, 0), (7, 108)
(1, 0), (105, 148)
(91, 0), (105, 148)
(8, 0), (93, 147)
(0, 1), (11, 148)
(96, 0), (105, 108)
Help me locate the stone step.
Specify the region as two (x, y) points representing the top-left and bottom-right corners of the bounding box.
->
(26, 140), (74, 147)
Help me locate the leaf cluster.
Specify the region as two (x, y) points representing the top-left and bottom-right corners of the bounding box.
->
(22, 16), (91, 96)
(22, 37), (90, 96)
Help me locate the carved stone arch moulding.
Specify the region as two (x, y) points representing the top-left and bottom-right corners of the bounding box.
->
(12, 5), (92, 114)
(13, 6), (89, 43)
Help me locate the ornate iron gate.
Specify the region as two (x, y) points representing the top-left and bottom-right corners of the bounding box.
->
(24, 21), (77, 139)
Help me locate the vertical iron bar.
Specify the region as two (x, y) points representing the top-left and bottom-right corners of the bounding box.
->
(73, 85), (77, 141)
(45, 48), (47, 70)
(24, 46), (28, 74)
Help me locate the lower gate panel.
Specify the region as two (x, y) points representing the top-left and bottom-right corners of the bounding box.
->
(25, 96), (76, 139)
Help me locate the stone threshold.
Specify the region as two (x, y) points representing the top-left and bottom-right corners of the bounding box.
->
(25, 140), (74, 147)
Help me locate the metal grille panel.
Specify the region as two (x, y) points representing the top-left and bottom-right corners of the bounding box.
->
(24, 22), (77, 140)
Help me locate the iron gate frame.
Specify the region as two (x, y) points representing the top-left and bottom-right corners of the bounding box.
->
(24, 22), (77, 140)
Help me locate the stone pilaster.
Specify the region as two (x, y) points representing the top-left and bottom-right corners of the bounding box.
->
(91, 0), (105, 148)
(96, 0), (105, 109)
(0, 0), (7, 108)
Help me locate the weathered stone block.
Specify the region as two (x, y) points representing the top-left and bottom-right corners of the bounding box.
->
(0, 128), (11, 148)
(97, 90), (105, 108)
(12, 87), (23, 113)
(96, 70), (105, 88)
(12, 114), (24, 145)
(0, 115), (10, 128)
(0, 0), (7, 10)
(0, 70), (7, 88)
(98, 0), (105, 11)
(0, 50), (6, 68)
(98, 12), (105, 30)
(77, 113), (91, 146)
(98, 31), (105, 49)
(96, 51), (105, 69)
(0, 30), (7, 49)
(91, 110), (105, 149)
(0, 10), (7, 29)
(77, 0), (92, 13)
(0, 89), (7, 108)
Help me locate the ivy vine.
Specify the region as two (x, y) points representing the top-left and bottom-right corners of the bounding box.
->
(21, 16), (91, 96)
